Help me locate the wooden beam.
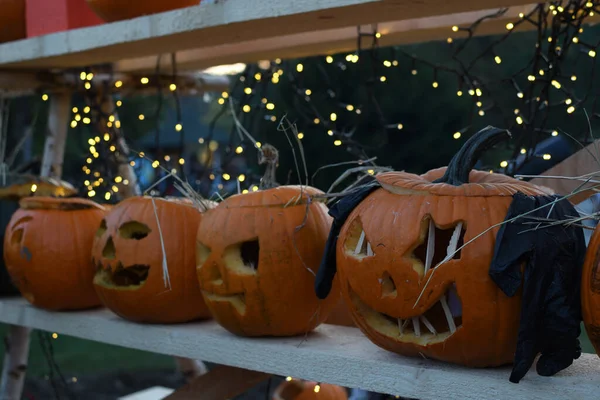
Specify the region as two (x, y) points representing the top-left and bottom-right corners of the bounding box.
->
(115, 5), (536, 73)
(0, 1), (548, 72)
(528, 140), (600, 204)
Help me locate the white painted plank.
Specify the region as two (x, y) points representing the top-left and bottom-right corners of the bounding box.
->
(0, 298), (599, 399)
(0, 0), (539, 73)
(119, 387), (175, 400)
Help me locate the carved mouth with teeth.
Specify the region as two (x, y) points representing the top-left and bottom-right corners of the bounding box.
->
(93, 261), (151, 290)
(350, 283), (463, 345)
(344, 217), (465, 345)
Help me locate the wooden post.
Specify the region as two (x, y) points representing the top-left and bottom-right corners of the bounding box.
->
(40, 93), (70, 178)
(0, 92), (71, 400)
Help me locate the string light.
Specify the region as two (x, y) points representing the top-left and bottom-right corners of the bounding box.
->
(453, 132), (461, 139)
(223, 173), (231, 181)
(41, 94), (49, 101)
(52, 333), (58, 339)
(169, 83), (177, 91)
(297, 132), (304, 139)
(542, 154), (551, 160)
(500, 160), (508, 168)
(296, 63), (304, 72)
(333, 140), (342, 146)
(326, 56), (334, 63)
(115, 80), (123, 88)
(175, 123), (183, 132)
(330, 113), (338, 121)
(314, 384), (321, 393)
(79, 71), (87, 80)
(140, 77), (149, 84)
(138, 114), (145, 120)
(243, 105), (251, 113)
(84, 82), (91, 90)
(238, 174), (246, 182)
(235, 146), (244, 154)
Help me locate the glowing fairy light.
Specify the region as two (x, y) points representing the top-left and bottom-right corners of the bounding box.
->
(500, 160), (508, 168)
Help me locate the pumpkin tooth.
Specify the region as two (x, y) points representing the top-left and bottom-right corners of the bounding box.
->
(420, 315), (437, 335)
(440, 295), (457, 334)
(445, 222), (463, 261)
(366, 242), (373, 256)
(397, 318), (403, 335)
(355, 230), (366, 255)
(412, 317), (421, 337)
(424, 219), (435, 274)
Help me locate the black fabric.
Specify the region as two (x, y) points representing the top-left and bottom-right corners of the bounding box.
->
(315, 182), (380, 299)
(490, 192), (585, 383)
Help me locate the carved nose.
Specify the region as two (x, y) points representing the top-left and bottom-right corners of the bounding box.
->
(102, 236), (116, 260)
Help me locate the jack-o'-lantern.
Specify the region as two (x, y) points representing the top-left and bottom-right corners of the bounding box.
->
(92, 196), (216, 323)
(196, 144), (340, 336)
(3, 197), (105, 310)
(273, 379), (347, 400)
(582, 224), (600, 357)
(334, 127), (547, 367)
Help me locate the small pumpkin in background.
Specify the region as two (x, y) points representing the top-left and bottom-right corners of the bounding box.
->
(86, 0), (200, 22)
(196, 144), (340, 336)
(328, 127), (548, 367)
(273, 379), (348, 400)
(0, 0), (25, 43)
(3, 197), (105, 310)
(582, 224), (600, 357)
(92, 196), (215, 323)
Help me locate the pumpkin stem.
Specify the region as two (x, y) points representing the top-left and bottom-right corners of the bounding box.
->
(433, 126), (511, 186)
(259, 144), (279, 189)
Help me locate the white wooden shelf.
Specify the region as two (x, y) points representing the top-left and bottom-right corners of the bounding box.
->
(0, 0), (539, 74)
(1, 297), (599, 400)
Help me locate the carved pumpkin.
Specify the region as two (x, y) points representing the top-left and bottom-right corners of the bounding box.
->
(92, 196), (215, 323)
(273, 379), (348, 400)
(3, 197), (105, 310)
(196, 144), (340, 336)
(334, 128), (547, 367)
(582, 224), (600, 357)
(86, 0), (200, 22)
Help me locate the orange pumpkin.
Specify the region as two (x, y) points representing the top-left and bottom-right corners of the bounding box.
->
(3, 197), (105, 310)
(92, 196), (215, 323)
(333, 127), (547, 367)
(324, 295), (355, 327)
(196, 144), (340, 336)
(0, 0), (25, 43)
(273, 380), (347, 400)
(86, 0), (200, 22)
(582, 224), (600, 356)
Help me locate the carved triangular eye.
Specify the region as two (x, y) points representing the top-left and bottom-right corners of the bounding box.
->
(412, 217), (465, 274)
(10, 216), (32, 246)
(96, 219), (107, 237)
(344, 219), (375, 258)
(119, 221), (151, 239)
